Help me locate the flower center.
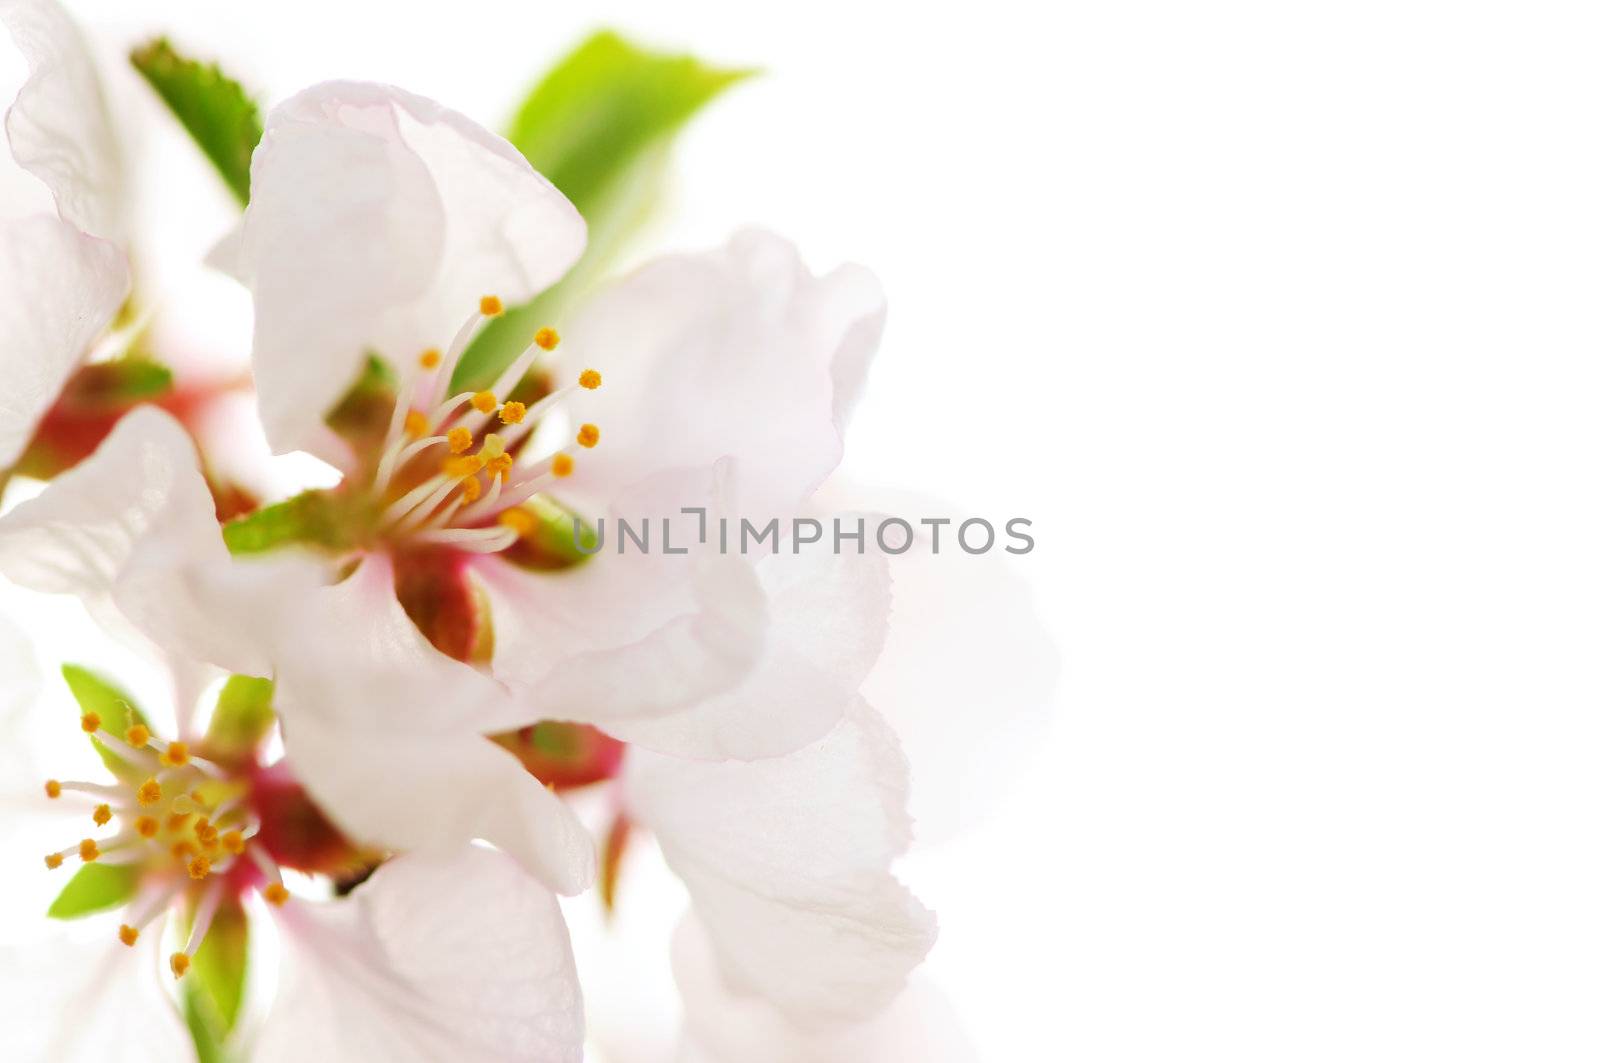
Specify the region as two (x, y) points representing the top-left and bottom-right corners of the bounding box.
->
(362, 297), (602, 557)
(44, 712), (295, 977)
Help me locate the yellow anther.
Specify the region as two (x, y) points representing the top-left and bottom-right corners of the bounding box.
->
(578, 369), (601, 390)
(576, 423), (600, 448)
(136, 779), (162, 807)
(44, 853), (63, 869)
(44, 780), (61, 799)
(485, 454), (514, 479)
(125, 724), (150, 748)
(447, 426), (474, 453)
(187, 855), (211, 880)
(443, 454), (484, 479)
(479, 295), (504, 317)
(221, 830), (245, 855)
(471, 391), (498, 414)
(118, 925), (139, 947)
(478, 433), (506, 460)
(194, 818), (218, 846)
(170, 840), (196, 860)
(534, 327), (560, 350)
(93, 804), (112, 827)
(80, 712), (101, 733)
(404, 409), (430, 437)
(551, 453), (575, 478)
(166, 811), (191, 833)
(170, 952), (190, 978)
(78, 839), (100, 862)
(499, 401), (527, 425)
(419, 347), (442, 369)
(135, 816), (159, 838)
(264, 882), (290, 906)
(460, 477), (483, 504)
(499, 508), (535, 535)
(159, 741), (190, 768)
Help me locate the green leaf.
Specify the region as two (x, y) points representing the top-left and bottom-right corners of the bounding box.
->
(206, 676), (275, 761)
(130, 37), (263, 205)
(451, 31), (754, 391)
(60, 665), (151, 780)
(47, 862), (140, 919)
(222, 489), (356, 555)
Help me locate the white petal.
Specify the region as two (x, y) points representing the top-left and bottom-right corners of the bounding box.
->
(604, 545), (890, 760)
(0, 213), (127, 465)
(0, 919), (190, 1062)
(0, 0), (122, 239)
(672, 916), (977, 1063)
(258, 846), (583, 1063)
(281, 708), (596, 896)
(625, 701), (935, 1026)
(554, 229), (885, 519)
(235, 81), (585, 460)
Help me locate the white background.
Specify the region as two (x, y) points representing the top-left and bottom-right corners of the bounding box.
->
(10, 1), (1600, 1059)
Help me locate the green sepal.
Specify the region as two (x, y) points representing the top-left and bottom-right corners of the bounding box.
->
(60, 664), (152, 781)
(222, 489), (357, 555)
(451, 31), (754, 392)
(46, 862), (141, 920)
(206, 676), (275, 762)
(130, 38), (263, 205)
(501, 495), (600, 572)
(188, 897), (250, 1040)
(325, 354), (399, 454)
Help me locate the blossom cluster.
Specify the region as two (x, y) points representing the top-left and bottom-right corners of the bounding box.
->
(0, 3), (1053, 1060)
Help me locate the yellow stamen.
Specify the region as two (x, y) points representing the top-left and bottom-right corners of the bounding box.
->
(460, 477), (482, 504)
(44, 780), (61, 799)
(551, 453), (575, 478)
(171, 840), (196, 860)
(576, 423), (600, 448)
(221, 830), (245, 855)
(159, 741), (190, 768)
(471, 391), (498, 414)
(443, 454), (484, 479)
(125, 724), (150, 748)
(170, 953), (190, 978)
(447, 426), (474, 453)
(93, 804), (112, 827)
(136, 779), (162, 807)
(499, 401), (526, 425)
(419, 347), (442, 369)
(80, 712), (100, 733)
(194, 818), (218, 846)
(578, 369), (602, 390)
(187, 855), (211, 880)
(78, 839), (100, 862)
(166, 811), (192, 833)
(404, 409), (430, 437)
(534, 327), (560, 350)
(264, 883), (290, 906)
(479, 295), (504, 317)
(499, 509), (535, 535)
(44, 853), (63, 869)
(118, 925), (139, 947)
(135, 816), (159, 838)
(485, 454), (513, 479)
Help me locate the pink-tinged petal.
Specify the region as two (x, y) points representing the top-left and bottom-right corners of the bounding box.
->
(0, 213), (127, 465)
(258, 846), (583, 1063)
(624, 701), (935, 1026)
(235, 81), (585, 460)
(0, 919), (191, 1062)
(554, 229), (885, 519)
(672, 916), (978, 1063)
(0, 0), (122, 239)
(605, 545), (890, 760)
(283, 710), (595, 896)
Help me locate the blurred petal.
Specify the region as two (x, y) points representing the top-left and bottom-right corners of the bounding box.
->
(0, 0), (123, 239)
(0, 918), (190, 1062)
(235, 80), (584, 459)
(555, 229), (885, 519)
(0, 213), (127, 465)
(258, 846), (582, 1063)
(625, 701), (935, 1026)
(672, 916), (977, 1063)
